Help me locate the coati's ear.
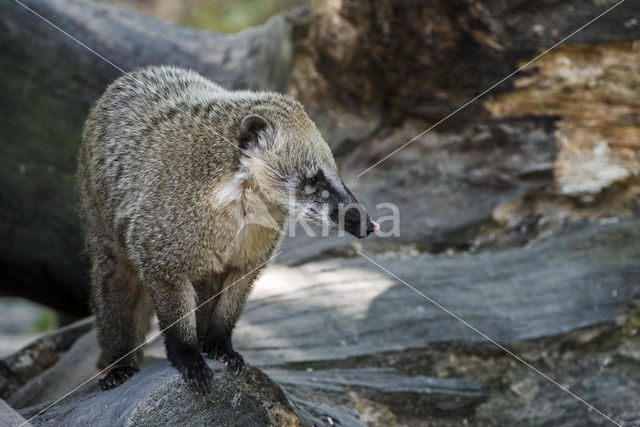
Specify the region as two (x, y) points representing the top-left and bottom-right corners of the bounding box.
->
(239, 114), (272, 151)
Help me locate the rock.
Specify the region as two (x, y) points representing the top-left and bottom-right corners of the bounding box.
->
(4, 326), (361, 426)
(0, 398), (27, 427)
(240, 218), (640, 365)
(268, 367), (487, 421)
(271, 318), (640, 426)
(10, 331), (300, 426)
(19, 361), (301, 426)
(249, 218), (640, 424)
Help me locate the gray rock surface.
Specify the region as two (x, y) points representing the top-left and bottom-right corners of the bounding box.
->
(242, 218), (640, 365)
(12, 332), (300, 426)
(1, 398), (28, 427)
(19, 359), (300, 426)
(268, 367), (487, 420)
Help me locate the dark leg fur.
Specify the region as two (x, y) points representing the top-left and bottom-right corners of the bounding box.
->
(194, 271), (223, 340)
(148, 278), (213, 394)
(100, 366), (139, 390)
(198, 269), (256, 375)
(166, 335), (213, 395)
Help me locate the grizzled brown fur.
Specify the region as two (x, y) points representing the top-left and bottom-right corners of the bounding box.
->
(78, 66), (373, 393)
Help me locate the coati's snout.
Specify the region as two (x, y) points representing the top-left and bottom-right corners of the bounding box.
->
(342, 207), (377, 238)
(287, 166), (378, 238)
(329, 186), (378, 238)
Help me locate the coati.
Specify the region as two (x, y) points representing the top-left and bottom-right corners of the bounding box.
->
(78, 66), (377, 394)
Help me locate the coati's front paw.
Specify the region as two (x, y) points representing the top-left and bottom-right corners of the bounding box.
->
(167, 337), (214, 394)
(176, 356), (214, 395)
(99, 366), (139, 390)
(172, 352), (214, 395)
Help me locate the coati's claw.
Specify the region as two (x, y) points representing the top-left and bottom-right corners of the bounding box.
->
(202, 326), (244, 374)
(219, 350), (245, 375)
(168, 339), (214, 394)
(204, 345), (244, 374)
(99, 366), (139, 390)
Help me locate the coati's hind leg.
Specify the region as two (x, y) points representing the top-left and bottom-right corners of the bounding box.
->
(201, 269), (258, 374)
(91, 251), (154, 390)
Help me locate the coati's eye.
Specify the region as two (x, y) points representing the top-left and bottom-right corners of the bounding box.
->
(304, 169), (324, 189)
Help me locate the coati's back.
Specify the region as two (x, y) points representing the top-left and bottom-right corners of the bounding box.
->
(79, 66), (248, 253)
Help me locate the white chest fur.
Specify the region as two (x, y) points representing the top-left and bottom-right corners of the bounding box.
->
(209, 172), (282, 269)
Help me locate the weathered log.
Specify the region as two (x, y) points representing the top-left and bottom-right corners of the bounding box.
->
(296, 0), (640, 124)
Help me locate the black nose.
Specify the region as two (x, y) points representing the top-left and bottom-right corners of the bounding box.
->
(343, 207), (373, 238)
(365, 220), (376, 236)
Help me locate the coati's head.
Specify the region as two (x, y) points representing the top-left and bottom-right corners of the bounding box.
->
(237, 95), (377, 238)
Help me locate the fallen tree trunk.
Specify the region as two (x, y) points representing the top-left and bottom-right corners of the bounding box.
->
(292, 0), (640, 141)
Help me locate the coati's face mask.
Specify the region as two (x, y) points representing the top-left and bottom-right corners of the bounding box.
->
(238, 114), (377, 238)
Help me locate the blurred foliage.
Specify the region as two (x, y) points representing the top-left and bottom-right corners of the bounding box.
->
(32, 308), (55, 333)
(184, 0), (307, 33)
(109, 0), (308, 33)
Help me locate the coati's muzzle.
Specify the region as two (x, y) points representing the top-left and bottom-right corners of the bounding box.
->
(314, 175), (378, 238)
(331, 185), (379, 238)
(343, 207), (378, 239)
